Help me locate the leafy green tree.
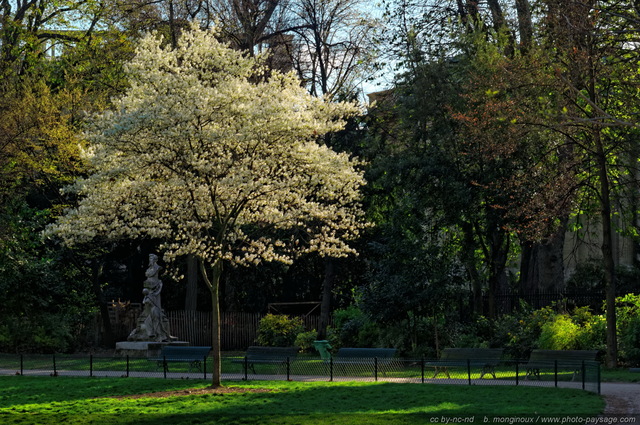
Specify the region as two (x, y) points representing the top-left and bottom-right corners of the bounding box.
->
(530, 0), (640, 367)
(0, 0), (135, 348)
(0, 199), (94, 353)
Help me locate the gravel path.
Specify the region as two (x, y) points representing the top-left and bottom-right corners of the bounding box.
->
(600, 383), (640, 416)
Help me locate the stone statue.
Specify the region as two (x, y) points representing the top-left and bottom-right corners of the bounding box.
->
(128, 254), (175, 342)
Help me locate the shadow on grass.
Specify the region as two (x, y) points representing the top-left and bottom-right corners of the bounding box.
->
(0, 376), (201, 405)
(0, 377), (605, 425)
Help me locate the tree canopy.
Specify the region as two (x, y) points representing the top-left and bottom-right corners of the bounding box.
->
(48, 25), (368, 385)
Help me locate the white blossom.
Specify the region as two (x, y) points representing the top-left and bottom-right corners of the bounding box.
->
(48, 24), (368, 270)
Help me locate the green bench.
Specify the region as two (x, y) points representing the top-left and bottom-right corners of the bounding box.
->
(331, 348), (397, 375)
(426, 348), (504, 379)
(332, 347), (397, 364)
(525, 349), (599, 381)
(148, 345), (211, 372)
(232, 346), (298, 374)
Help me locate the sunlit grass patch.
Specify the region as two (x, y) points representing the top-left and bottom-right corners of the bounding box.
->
(0, 376), (604, 424)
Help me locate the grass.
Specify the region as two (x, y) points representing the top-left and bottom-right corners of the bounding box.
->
(0, 376), (604, 424)
(601, 367), (640, 382)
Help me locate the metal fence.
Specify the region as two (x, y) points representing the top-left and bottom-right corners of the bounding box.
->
(0, 353), (600, 394)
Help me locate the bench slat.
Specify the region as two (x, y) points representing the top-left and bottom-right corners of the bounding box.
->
(426, 348), (504, 379)
(525, 349), (599, 381)
(232, 346), (298, 375)
(335, 348), (396, 357)
(148, 346), (211, 373)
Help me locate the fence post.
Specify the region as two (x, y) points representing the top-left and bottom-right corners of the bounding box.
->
(467, 359), (471, 386)
(554, 360), (558, 388)
(329, 356), (333, 382)
(126, 355), (130, 378)
(515, 361), (519, 386)
(163, 355), (167, 379)
(243, 356), (248, 381)
(421, 357), (425, 384)
(53, 355), (57, 377)
(581, 360), (585, 390)
(90, 355), (93, 377)
(374, 357), (378, 382)
(597, 363), (601, 395)
(20, 354), (24, 376)
(203, 356), (207, 380)
(286, 356), (291, 381)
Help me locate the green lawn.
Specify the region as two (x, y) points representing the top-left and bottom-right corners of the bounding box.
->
(601, 367), (640, 383)
(0, 376), (604, 425)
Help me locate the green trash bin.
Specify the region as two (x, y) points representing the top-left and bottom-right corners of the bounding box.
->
(313, 340), (332, 361)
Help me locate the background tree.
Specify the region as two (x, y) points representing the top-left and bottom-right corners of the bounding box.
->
(287, 0), (378, 99)
(535, 0), (640, 367)
(0, 0), (137, 347)
(49, 26), (367, 386)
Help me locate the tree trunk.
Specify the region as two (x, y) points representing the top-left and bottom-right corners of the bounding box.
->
(91, 260), (114, 347)
(514, 0), (533, 50)
(318, 258), (335, 340)
(595, 130), (618, 368)
(519, 220), (567, 295)
(461, 221), (483, 315)
(169, 0), (177, 49)
(185, 255), (198, 311)
(488, 226), (510, 317)
(200, 258), (223, 387)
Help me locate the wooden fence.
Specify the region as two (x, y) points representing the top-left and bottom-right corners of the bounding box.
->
(102, 305), (325, 350)
(167, 311), (325, 350)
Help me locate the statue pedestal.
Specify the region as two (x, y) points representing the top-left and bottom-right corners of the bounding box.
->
(114, 341), (189, 357)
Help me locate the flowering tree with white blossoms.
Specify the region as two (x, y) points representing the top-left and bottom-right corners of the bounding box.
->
(49, 25), (367, 387)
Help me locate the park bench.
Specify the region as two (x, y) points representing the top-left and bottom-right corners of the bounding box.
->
(426, 348), (504, 379)
(524, 349), (599, 381)
(232, 346), (298, 375)
(148, 345), (211, 372)
(332, 347), (397, 364)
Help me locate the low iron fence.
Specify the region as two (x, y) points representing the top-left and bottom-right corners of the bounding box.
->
(0, 353), (600, 394)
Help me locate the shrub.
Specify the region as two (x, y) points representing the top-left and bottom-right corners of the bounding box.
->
(294, 330), (318, 352)
(492, 305), (555, 359)
(538, 315), (580, 350)
(329, 306), (375, 348)
(616, 294), (640, 365)
(0, 314), (77, 353)
(619, 316), (640, 366)
(0, 325), (10, 349)
(256, 314), (304, 347)
(451, 316), (493, 350)
(572, 307), (606, 351)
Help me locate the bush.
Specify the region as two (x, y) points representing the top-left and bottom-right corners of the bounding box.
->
(294, 330), (318, 352)
(619, 316), (640, 366)
(572, 307), (606, 351)
(492, 305), (555, 359)
(538, 315), (580, 350)
(616, 294), (640, 366)
(451, 316), (493, 350)
(0, 315), (76, 353)
(328, 306), (385, 349)
(256, 314), (304, 347)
